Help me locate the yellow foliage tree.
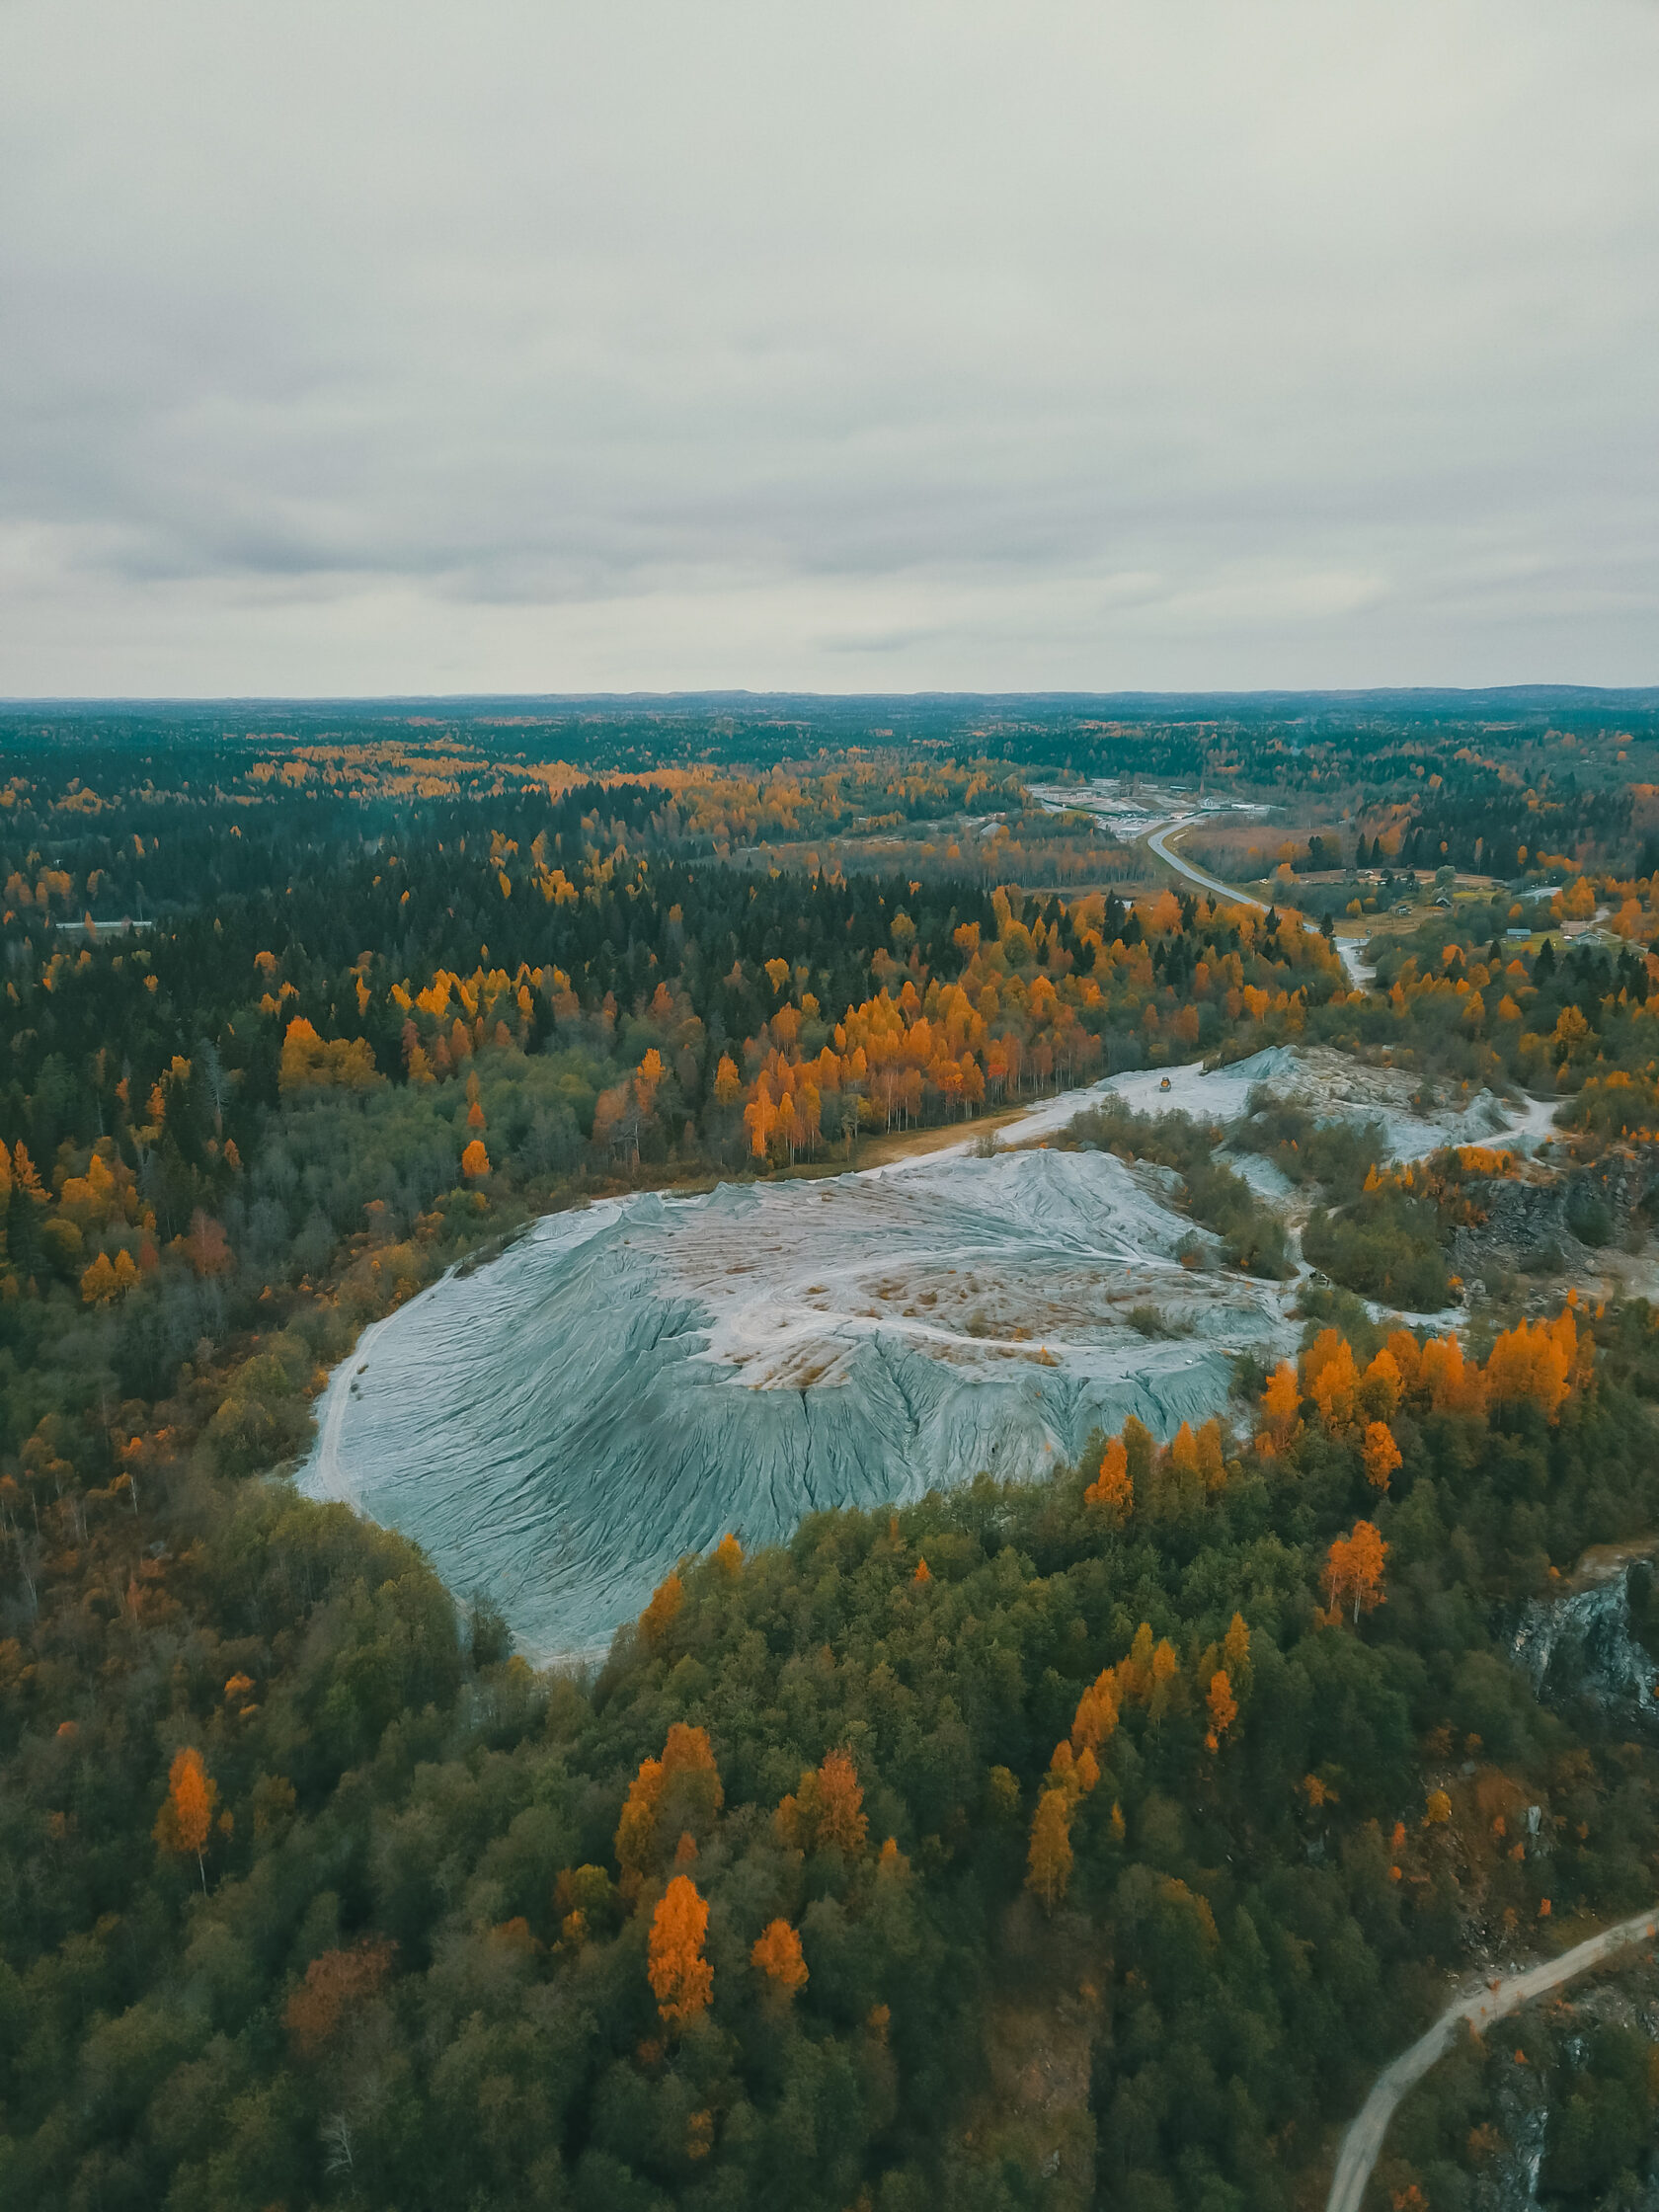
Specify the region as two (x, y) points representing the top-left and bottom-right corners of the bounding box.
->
(640, 1570), (682, 1648)
(1324, 1520), (1387, 1624)
(1304, 1329), (1360, 1429)
(1205, 1668), (1238, 1752)
(278, 1017), (381, 1094)
(1195, 1417), (1226, 1489)
(1417, 1334), (1484, 1415)
(776, 1747), (868, 1857)
(1070, 1667), (1120, 1754)
(1362, 1420), (1402, 1492)
(153, 1745), (218, 1889)
(1025, 1785), (1074, 1910)
(1148, 1635), (1181, 1718)
(1224, 1610), (1251, 1684)
(1085, 1434), (1132, 1516)
(1361, 1348), (1403, 1418)
(1118, 1621), (1156, 1704)
(1484, 1313), (1574, 1419)
(1258, 1361), (1301, 1453)
(750, 1918), (808, 1998)
(635, 1048), (665, 1119)
(616, 1723), (724, 1897)
(1121, 1415), (1155, 1493)
(1385, 1328), (1423, 1395)
(648, 1875), (713, 2027)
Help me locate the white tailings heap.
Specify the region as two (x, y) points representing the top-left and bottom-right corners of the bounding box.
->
(303, 1145), (1292, 1658)
(300, 1047), (1557, 1659)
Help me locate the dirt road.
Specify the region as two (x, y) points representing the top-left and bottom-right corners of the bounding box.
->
(1325, 1906), (1659, 2212)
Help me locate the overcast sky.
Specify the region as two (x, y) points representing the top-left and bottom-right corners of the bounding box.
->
(2, 1), (1655, 696)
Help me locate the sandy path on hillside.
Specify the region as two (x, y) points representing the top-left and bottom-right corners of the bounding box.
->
(1325, 1907), (1659, 2212)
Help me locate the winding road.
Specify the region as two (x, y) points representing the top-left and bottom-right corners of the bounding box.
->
(1146, 814), (1378, 986)
(1146, 815), (1267, 913)
(1132, 809), (1605, 2208)
(1325, 1906), (1659, 2212)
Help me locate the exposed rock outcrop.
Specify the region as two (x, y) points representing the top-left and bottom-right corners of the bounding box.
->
(1512, 1560), (1659, 1732)
(1451, 1159), (1644, 1278)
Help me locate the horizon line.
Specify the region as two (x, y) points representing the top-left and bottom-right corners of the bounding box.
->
(2, 682), (1657, 711)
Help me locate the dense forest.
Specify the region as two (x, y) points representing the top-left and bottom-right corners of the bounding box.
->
(6, 710), (1659, 2208)
(0, 751), (1367, 1428)
(7, 1272), (1659, 2211)
(7, 685), (1657, 782)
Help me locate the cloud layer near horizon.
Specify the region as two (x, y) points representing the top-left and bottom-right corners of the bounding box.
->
(2, 0), (1655, 695)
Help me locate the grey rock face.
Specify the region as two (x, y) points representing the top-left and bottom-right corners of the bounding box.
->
(1472, 2067), (1549, 2212)
(1512, 1564), (1659, 1730)
(1449, 1176), (1605, 1279)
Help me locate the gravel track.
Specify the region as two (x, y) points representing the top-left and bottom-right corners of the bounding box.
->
(1325, 1907), (1659, 2212)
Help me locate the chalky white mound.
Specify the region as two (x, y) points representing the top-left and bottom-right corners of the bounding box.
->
(301, 1046), (1554, 1659)
(1094, 1045), (1532, 1164)
(303, 1143), (1292, 1659)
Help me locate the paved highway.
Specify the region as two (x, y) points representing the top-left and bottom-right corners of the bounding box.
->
(1146, 816), (1266, 912)
(1146, 815), (1381, 985)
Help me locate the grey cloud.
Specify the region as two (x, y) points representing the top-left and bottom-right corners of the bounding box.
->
(1, 0), (1656, 691)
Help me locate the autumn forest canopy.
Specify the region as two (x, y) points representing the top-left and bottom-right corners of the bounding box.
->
(7, 696), (1659, 2211)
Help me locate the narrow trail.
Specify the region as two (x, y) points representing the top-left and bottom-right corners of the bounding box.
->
(1325, 1905), (1659, 2212)
(309, 1302), (407, 1508)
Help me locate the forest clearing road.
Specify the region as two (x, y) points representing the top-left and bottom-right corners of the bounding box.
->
(1147, 817), (1381, 983)
(1146, 818), (1266, 911)
(1325, 1906), (1659, 2212)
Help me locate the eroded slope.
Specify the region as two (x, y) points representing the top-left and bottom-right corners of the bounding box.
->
(303, 1144), (1293, 1656)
